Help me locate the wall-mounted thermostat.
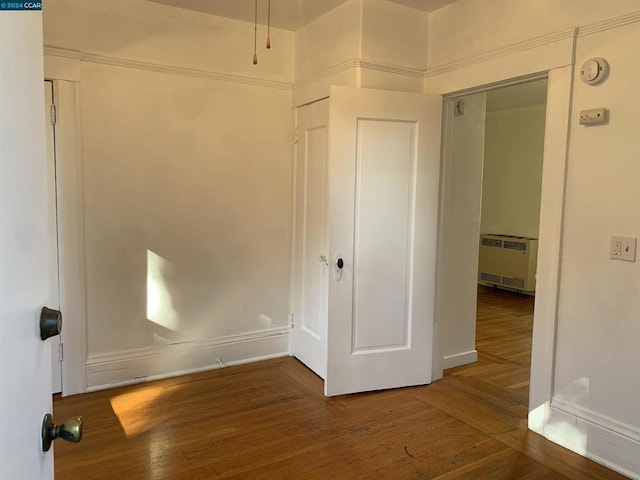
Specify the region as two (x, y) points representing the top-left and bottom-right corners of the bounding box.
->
(580, 57), (610, 85)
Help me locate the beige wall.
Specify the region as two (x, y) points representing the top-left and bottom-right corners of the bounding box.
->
(427, 0), (640, 68)
(481, 104), (546, 239)
(44, 0), (294, 389)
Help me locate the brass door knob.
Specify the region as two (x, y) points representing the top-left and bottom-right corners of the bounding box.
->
(42, 414), (83, 452)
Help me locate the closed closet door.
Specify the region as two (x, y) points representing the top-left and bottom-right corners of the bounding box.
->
(290, 99), (330, 379)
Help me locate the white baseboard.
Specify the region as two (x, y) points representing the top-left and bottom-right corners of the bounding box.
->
(442, 349), (478, 369)
(547, 398), (640, 479)
(86, 327), (289, 391)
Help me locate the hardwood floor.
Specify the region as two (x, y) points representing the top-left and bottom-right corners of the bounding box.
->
(54, 286), (628, 479)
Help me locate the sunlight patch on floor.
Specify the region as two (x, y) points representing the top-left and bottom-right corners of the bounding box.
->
(110, 383), (182, 437)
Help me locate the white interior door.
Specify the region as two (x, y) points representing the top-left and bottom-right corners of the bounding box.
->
(0, 10), (55, 479)
(325, 86), (443, 396)
(291, 99), (329, 378)
(45, 80), (63, 395)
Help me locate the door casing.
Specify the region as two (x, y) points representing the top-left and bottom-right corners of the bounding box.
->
(432, 66), (574, 437)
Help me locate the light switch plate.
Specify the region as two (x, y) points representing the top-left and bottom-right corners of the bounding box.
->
(610, 236), (637, 262)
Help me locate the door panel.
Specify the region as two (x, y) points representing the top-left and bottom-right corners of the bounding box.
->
(0, 11), (55, 479)
(326, 86), (443, 396)
(291, 99), (329, 378)
(353, 120), (415, 352)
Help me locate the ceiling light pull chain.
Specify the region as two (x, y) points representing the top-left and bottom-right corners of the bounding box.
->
(266, 0), (271, 49)
(252, 0), (258, 65)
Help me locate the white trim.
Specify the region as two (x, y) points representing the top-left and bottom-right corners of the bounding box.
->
(424, 29), (576, 78)
(426, 30), (575, 452)
(295, 59), (424, 91)
(528, 65), (574, 433)
(552, 397), (640, 442)
(578, 11), (640, 38)
(357, 60), (424, 78)
(293, 60), (424, 106)
(548, 401), (640, 479)
(442, 350), (477, 369)
(87, 327), (289, 391)
(51, 80), (88, 396)
(44, 45), (292, 91)
(88, 352), (288, 393)
(424, 30), (576, 96)
(44, 46), (82, 60)
(295, 60), (358, 90)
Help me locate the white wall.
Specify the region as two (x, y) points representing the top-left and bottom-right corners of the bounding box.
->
(45, 0), (293, 82)
(295, 0), (360, 84)
(481, 104), (546, 238)
(550, 20), (640, 476)
(294, 0), (427, 105)
(427, 0), (640, 69)
(43, 0), (294, 389)
(428, 1), (640, 476)
(360, 0), (428, 70)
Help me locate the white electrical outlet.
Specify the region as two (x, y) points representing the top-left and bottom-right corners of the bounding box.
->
(610, 236), (637, 262)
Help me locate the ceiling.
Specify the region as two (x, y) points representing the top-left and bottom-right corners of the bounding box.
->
(147, 0), (458, 31)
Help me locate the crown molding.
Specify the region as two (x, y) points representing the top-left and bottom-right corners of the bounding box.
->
(578, 10), (640, 38)
(356, 60), (424, 78)
(295, 59), (358, 89)
(44, 46), (82, 59)
(424, 28), (576, 78)
(295, 59), (423, 90)
(44, 46), (292, 91)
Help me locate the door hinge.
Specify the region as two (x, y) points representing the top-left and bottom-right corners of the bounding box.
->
(58, 342), (64, 362)
(290, 313), (295, 329)
(293, 128), (299, 145)
(50, 104), (57, 126)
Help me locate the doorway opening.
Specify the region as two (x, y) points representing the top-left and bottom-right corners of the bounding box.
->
(439, 78), (548, 413)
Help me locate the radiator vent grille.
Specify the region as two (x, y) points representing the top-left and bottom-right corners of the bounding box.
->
(504, 240), (527, 251)
(502, 277), (525, 289)
(480, 272), (502, 284)
(478, 234), (538, 293)
(481, 237), (503, 248)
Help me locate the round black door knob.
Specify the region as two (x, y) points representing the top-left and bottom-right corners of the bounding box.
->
(336, 258), (344, 269)
(40, 307), (62, 340)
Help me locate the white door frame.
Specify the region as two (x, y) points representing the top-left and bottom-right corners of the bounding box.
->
(46, 77), (87, 396)
(426, 32), (576, 437)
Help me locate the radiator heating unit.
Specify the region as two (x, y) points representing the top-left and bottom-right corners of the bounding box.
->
(478, 234), (538, 294)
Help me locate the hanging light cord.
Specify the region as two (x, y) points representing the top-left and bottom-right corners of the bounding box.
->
(253, 0), (258, 64)
(266, 0), (271, 49)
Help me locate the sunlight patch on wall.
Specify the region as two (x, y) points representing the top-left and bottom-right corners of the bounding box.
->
(147, 249), (180, 332)
(547, 376), (590, 455)
(110, 384), (182, 437)
(528, 402), (548, 432)
(546, 417), (588, 455)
